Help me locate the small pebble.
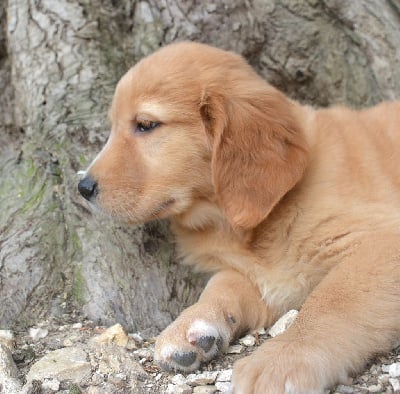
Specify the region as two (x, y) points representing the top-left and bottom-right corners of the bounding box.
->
(91, 323), (129, 347)
(186, 371), (218, 386)
(171, 374), (186, 385)
(91, 372), (104, 385)
(367, 384), (381, 392)
(29, 327), (49, 341)
(167, 383), (192, 394)
(389, 362), (400, 378)
(129, 333), (144, 345)
(389, 378), (400, 392)
(193, 386), (217, 394)
(134, 348), (153, 359)
(72, 323), (83, 329)
(215, 381), (232, 393)
(206, 4), (217, 13)
(239, 334), (256, 347)
(335, 385), (354, 394)
(0, 330), (14, 350)
(63, 338), (74, 347)
(42, 378), (60, 391)
(217, 369), (232, 382)
(256, 327), (266, 335)
(227, 344), (244, 354)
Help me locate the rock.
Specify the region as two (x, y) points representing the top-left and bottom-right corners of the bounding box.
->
(91, 343), (146, 380)
(0, 330), (14, 350)
(389, 378), (400, 392)
(167, 383), (192, 394)
(42, 378), (60, 391)
(133, 348), (153, 360)
(29, 327), (49, 341)
(63, 338), (74, 347)
(26, 346), (91, 384)
(217, 369), (232, 382)
(256, 327), (267, 335)
(72, 322), (83, 329)
(129, 333), (144, 345)
(268, 310), (299, 337)
(91, 323), (129, 347)
(91, 372), (105, 385)
(171, 374), (187, 385)
(215, 381), (232, 393)
(206, 4), (217, 13)
(0, 343), (22, 394)
(367, 384), (382, 392)
(378, 374), (389, 384)
(389, 362), (400, 378)
(193, 385), (217, 393)
(335, 385), (355, 393)
(186, 371), (219, 386)
(239, 334), (256, 347)
(227, 344), (244, 354)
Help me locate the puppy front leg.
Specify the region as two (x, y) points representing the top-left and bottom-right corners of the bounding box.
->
(154, 269), (274, 372)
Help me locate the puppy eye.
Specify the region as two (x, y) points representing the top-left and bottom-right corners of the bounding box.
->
(136, 120), (160, 133)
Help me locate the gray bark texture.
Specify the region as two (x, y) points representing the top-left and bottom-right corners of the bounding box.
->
(0, 0), (399, 336)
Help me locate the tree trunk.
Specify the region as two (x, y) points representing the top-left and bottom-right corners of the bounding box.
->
(1, 0), (399, 336)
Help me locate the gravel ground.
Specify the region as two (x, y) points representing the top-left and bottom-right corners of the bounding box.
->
(0, 314), (399, 393)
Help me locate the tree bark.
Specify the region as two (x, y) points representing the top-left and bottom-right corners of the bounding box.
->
(1, 0), (399, 336)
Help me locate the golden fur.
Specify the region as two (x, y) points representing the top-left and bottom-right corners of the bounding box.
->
(79, 42), (400, 393)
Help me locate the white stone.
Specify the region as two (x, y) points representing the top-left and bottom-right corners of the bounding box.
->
(193, 386), (217, 394)
(239, 334), (256, 347)
(167, 383), (192, 394)
(215, 381), (232, 393)
(29, 327), (48, 341)
(268, 310), (299, 337)
(367, 384), (382, 392)
(0, 330), (14, 350)
(27, 347), (91, 383)
(63, 338), (74, 347)
(133, 348), (153, 359)
(217, 369), (232, 382)
(0, 344), (22, 394)
(227, 344), (244, 354)
(166, 384), (175, 394)
(389, 362), (400, 378)
(129, 333), (144, 344)
(335, 385), (354, 394)
(389, 378), (400, 392)
(42, 378), (60, 391)
(72, 322), (82, 329)
(186, 371), (218, 386)
(256, 327), (267, 335)
(171, 374), (187, 385)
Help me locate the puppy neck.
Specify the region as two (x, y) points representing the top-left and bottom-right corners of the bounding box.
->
(171, 198), (252, 243)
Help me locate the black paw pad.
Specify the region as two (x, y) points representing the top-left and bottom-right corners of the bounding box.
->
(171, 351), (197, 367)
(196, 335), (216, 353)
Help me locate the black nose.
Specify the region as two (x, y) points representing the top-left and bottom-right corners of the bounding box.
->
(78, 175), (98, 201)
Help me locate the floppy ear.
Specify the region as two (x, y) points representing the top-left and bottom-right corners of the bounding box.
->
(201, 84), (308, 230)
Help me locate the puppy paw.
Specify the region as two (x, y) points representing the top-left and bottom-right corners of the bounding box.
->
(232, 339), (332, 394)
(155, 319), (229, 372)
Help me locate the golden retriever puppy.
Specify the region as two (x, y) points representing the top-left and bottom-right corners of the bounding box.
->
(78, 42), (400, 393)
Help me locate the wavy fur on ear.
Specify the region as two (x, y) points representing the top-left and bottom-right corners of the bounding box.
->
(201, 80), (308, 230)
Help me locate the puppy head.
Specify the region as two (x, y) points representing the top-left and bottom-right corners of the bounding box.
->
(79, 42), (308, 228)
